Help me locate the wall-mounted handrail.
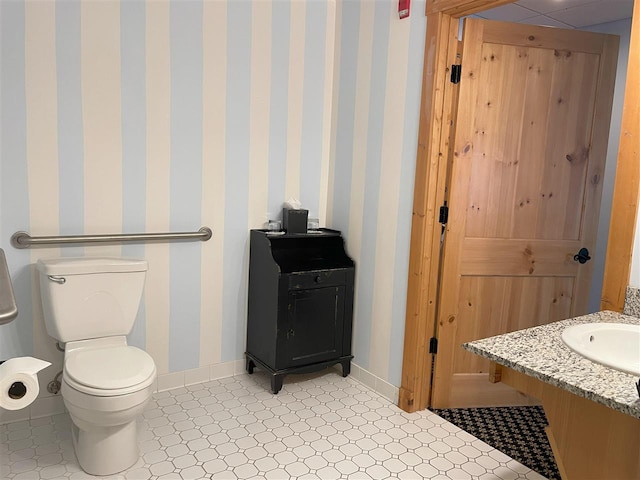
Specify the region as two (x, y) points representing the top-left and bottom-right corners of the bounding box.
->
(10, 227), (212, 249)
(0, 248), (18, 325)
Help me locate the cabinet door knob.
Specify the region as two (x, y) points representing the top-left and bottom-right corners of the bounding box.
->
(314, 275), (322, 283)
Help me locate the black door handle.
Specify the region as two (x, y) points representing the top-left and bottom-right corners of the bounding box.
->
(574, 248), (591, 264)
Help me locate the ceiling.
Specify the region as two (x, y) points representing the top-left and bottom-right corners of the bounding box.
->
(474, 0), (634, 28)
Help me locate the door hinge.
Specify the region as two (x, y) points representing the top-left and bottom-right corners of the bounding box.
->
(439, 204), (449, 225)
(429, 337), (438, 354)
(450, 64), (462, 84)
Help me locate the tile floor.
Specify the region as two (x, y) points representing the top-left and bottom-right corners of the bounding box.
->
(1, 370), (547, 480)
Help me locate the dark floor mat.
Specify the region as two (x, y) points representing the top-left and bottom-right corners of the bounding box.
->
(431, 406), (560, 480)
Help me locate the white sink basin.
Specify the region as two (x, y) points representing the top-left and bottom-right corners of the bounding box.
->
(561, 323), (640, 376)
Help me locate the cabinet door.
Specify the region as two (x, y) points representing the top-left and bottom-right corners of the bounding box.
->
(281, 286), (345, 368)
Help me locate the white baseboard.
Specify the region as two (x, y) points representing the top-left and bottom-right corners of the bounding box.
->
(156, 359), (244, 393)
(157, 360), (400, 405)
(0, 393), (66, 425)
(0, 360), (245, 425)
(348, 363), (400, 405)
(1, 359), (399, 425)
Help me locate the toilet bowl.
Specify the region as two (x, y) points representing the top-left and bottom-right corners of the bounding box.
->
(37, 257), (156, 476)
(61, 336), (156, 475)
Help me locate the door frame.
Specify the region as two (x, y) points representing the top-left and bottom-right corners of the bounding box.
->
(398, 0), (640, 413)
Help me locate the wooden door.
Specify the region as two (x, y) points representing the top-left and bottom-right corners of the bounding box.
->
(431, 19), (619, 409)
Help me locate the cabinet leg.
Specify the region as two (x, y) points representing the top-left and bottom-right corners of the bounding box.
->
(246, 358), (255, 375)
(271, 375), (284, 394)
(341, 360), (351, 377)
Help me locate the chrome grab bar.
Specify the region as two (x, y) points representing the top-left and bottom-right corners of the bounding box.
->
(10, 227), (212, 249)
(0, 248), (18, 324)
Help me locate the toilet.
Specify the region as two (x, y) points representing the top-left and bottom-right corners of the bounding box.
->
(37, 257), (157, 476)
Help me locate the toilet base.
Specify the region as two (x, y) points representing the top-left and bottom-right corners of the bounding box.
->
(72, 419), (139, 476)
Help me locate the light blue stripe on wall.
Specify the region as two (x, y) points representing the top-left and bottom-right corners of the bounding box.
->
(299, 1), (327, 218)
(330, 0), (360, 235)
(389, 4), (426, 386)
(0, 0), (32, 359)
(267, 0), (290, 221)
(584, 18), (631, 313)
(222, 0), (252, 361)
(56, 0), (84, 258)
(121, 0), (147, 350)
(352, 0), (391, 370)
(169, 0), (203, 371)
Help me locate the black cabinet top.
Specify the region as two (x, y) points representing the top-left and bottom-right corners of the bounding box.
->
(250, 229), (355, 273)
(253, 228), (341, 239)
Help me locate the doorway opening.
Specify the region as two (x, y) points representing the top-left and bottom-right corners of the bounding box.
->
(398, 0), (638, 413)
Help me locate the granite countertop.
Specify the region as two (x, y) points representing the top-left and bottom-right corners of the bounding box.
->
(463, 311), (640, 419)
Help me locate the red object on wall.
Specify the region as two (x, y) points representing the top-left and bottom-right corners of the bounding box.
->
(399, 0), (410, 19)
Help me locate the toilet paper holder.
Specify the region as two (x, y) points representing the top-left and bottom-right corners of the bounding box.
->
(0, 248), (18, 325)
(0, 356), (51, 410)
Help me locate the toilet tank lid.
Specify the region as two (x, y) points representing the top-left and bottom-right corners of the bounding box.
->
(37, 257), (148, 275)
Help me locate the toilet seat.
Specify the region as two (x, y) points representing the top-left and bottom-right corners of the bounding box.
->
(65, 345), (156, 397)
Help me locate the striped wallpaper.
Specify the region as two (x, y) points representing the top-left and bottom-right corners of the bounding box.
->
(0, 0), (427, 400)
(583, 18), (633, 306)
(329, 0), (426, 386)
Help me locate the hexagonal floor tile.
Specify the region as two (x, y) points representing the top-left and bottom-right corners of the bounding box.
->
(1, 371), (547, 480)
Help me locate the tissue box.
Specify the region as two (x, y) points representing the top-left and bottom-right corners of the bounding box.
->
(283, 208), (308, 234)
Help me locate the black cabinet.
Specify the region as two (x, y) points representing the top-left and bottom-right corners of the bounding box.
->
(246, 229), (355, 393)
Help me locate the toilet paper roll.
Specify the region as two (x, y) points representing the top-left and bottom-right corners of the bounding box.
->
(0, 356), (51, 410)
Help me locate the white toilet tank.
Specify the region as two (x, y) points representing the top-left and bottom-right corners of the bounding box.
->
(37, 257), (148, 343)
